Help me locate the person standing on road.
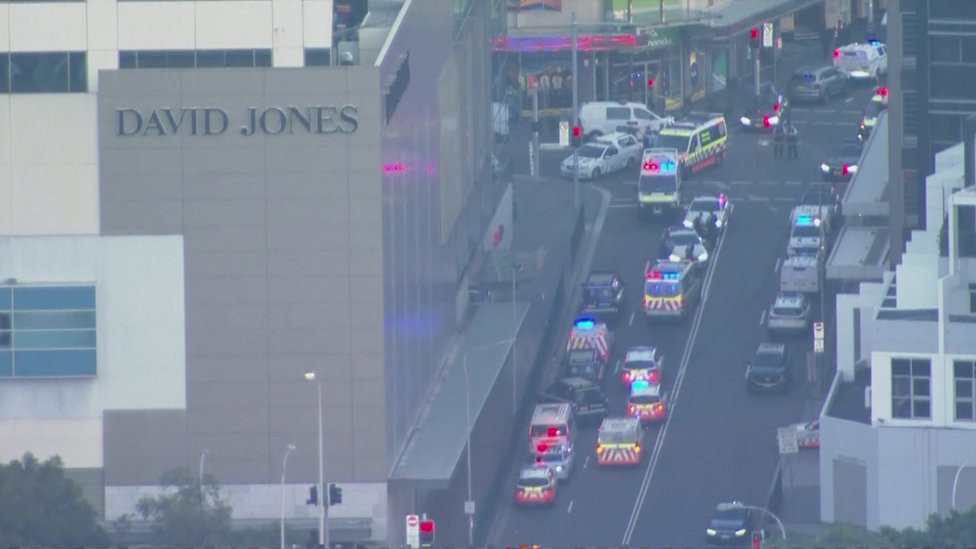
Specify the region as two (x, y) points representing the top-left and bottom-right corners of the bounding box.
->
(772, 122), (786, 159)
(786, 120), (799, 160)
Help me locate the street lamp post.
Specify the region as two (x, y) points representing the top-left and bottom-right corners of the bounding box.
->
(952, 462), (974, 511)
(198, 448), (209, 498)
(280, 444), (296, 549)
(304, 372), (327, 549)
(512, 262), (522, 416)
(461, 337), (517, 547)
(571, 11), (580, 212)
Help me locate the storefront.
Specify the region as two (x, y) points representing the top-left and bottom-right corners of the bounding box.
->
(609, 26), (682, 113)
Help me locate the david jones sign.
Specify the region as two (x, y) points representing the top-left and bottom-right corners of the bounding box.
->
(115, 105), (359, 137)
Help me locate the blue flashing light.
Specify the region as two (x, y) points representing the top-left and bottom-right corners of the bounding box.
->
(868, 39), (881, 46)
(632, 380), (650, 390)
(795, 215), (813, 226)
(662, 271), (680, 280)
(574, 318), (596, 330)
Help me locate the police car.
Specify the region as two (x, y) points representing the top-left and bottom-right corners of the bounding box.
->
(858, 86), (888, 141)
(833, 41), (888, 83)
(788, 207), (827, 257)
(819, 138), (863, 181)
(658, 226), (709, 267)
(652, 114), (728, 177)
(766, 292), (812, 333)
(620, 345), (664, 386)
(560, 132), (642, 180)
(626, 380), (668, 423)
(739, 87), (787, 131)
(683, 194), (731, 232)
(514, 465), (557, 506)
(531, 442), (575, 481)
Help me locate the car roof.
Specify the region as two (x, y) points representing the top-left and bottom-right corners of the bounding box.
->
(519, 466), (553, 479)
(558, 376), (599, 389)
(630, 382), (662, 398)
(668, 228), (699, 237)
(586, 272), (617, 285)
(773, 293), (806, 308)
(625, 346), (658, 362)
(794, 64), (830, 76)
(595, 132), (633, 144)
(599, 416), (640, 433)
(757, 342), (787, 355)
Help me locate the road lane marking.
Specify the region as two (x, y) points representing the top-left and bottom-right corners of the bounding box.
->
(567, 500), (574, 514)
(730, 180), (751, 185)
(774, 196), (795, 202)
(614, 358), (622, 373)
(783, 180), (802, 186)
(621, 204), (731, 546)
(760, 310), (767, 326)
(845, 97), (853, 103)
(609, 203), (638, 209)
(629, 311), (635, 326)
(583, 455), (590, 469)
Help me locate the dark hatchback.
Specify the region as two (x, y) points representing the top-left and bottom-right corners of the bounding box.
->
(538, 377), (608, 425)
(563, 348), (607, 383)
(706, 502), (763, 547)
(580, 271), (626, 323)
(746, 343), (791, 393)
(819, 138), (863, 181)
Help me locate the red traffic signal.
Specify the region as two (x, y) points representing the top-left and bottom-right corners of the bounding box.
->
(751, 531), (762, 549)
(750, 27), (759, 39)
(875, 86), (888, 97)
(419, 520), (434, 532)
(647, 76), (655, 87)
(571, 126), (582, 138)
(419, 519), (435, 546)
(833, 48), (840, 58)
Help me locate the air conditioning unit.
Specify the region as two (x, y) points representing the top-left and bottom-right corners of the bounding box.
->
(864, 386), (872, 409)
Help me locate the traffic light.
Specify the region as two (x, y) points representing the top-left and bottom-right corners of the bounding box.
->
(646, 75), (655, 88)
(749, 27), (759, 48)
(571, 125), (582, 148)
(419, 519), (435, 547)
(328, 483), (343, 505)
(751, 530), (763, 549)
(306, 485), (318, 506)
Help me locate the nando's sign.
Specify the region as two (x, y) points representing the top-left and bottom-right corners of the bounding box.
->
(115, 105), (359, 137)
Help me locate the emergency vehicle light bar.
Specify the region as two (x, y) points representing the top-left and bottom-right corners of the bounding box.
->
(795, 215), (821, 227)
(642, 159), (676, 172)
(574, 318), (595, 329)
(646, 269), (680, 280)
(632, 380), (650, 390)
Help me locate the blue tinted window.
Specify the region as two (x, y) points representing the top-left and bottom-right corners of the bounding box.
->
(68, 51), (87, 92)
(10, 52), (69, 92)
(0, 54), (8, 93)
(14, 311), (95, 330)
(14, 286), (95, 310)
(119, 51), (137, 68)
(225, 50), (255, 67)
(14, 350), (96, 377)
(167, 50), (195, 68)
(0, 288), (10, 309)
(305, 48), (332, 67)
(0, 351), (10, 377)
(14, 329), (96, 349)
(138, 51), (167, 68)
(196, 50), (225, 67)
(254, 50), (272, 67)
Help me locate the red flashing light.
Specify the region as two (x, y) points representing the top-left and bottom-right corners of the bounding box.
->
(773, 101), (780, 112)
(536, 443), (549, 453)
(750, 27), (759, 39)
(626, 403), (636, 414)
(647, 270), (661, 280)
(647, 76), (655, 87)
(762, 114), (770, 128)
(875, 86), (888, 97)
(383, 162), (408, 173)
(643, 161), (659, 171)
(833, 48), (840, 58)
(842, 164), (849, 175)
(547, 426), (559, 437)
(751, 531), (762, 549)
(571, 126), (582, 138)
(649, 369), (661, 384)
(419, 520), (434, 533)
(535, 455), (543, 464)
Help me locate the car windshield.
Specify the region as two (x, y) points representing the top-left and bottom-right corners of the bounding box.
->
(530, 424), (566, 436)
(537, 451), (567, 464)
(568, 350), (596, 364)
(577, 145), (605, 159)
(667, 232), (700, 247)
(625, 359), (654, 370)
(644, 279), (680, 297)
(710, 518), (746, 529)
(790, 73), (816, 85)
(630, 394), (660, 405)
(518, 476), (550, 488)
(773, 305), (802, 316)
(569, 363), (598, 377)
(654, 134), (689, 150)
(689, 199), (718, 212)
(585, 286), (614, 300)
(639, 173), (678, 192)
(598, 430), (633, 444)
(793, 225), (821, 238)
(754, 351), (784, 368)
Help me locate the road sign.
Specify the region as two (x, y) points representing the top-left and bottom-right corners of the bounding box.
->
(777, 427), (799, 454)
(814, 338), (825, 353)
(406, 514), (420, 548)
(813, 322), (824, 339)
(559, 120), (569, 147)
(763, 22), (774, 48)
(464, 500), (475, 515)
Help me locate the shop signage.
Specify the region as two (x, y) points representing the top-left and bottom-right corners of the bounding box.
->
(115, 105), (359, 137)
(640, 27), (678, 51)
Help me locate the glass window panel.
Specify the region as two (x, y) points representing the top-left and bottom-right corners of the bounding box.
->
(10, 52), (69, 93)
(892, 397), (911, 418)
(913, 378), (930, 397)
(14, 329), (96, 350)
(0, 288), (10, 310)
(13, 286), (95, 310)
(254, 50), (272, 67)
(68, 52), (86, 92)
(955, 360), (975, 379)
(892, 376), (911, 397)
(891, 358), (911, 376)
(137, 51), (166, 68)
(13, 311), (95, 330)
(196, 50), (225, 67)
(963, 37), (976, 63)
(912, 359), (931, 377)
(13, 350), (96, 377)
(913, 399), (931, 419)
(119, 51), (137, 69)
(225, 50), (254, 67)
(0, 351), (10, 377)
(165, 51), (195, 68)
(0, 54), (8, 93)
(930, 35), (960, 62)
(957, 379), (974, 398)
(305, 48), (331, 67)
(958, 402), (975, 420)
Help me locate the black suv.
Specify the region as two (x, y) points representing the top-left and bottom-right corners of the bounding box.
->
(746, 343), (791, 393)
(538, 377), (608, 425)
(580, 271), (626, 323)
(563, 348), (607, 383)
(705, 502), (763, 547)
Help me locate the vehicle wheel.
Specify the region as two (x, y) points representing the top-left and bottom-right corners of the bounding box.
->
(591, 168), (601, 180)
(626, 157), (637, 170)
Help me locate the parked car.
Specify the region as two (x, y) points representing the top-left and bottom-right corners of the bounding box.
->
(788, 65), (848, 104)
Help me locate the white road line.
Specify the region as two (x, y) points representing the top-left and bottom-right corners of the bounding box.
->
(583, 455), (590, 469)
(567, 500), (575, 514)
(775, 257), (782, 273)
(845, 97), (854, 103)
(730, 180), (751, 185)
(783, 180), (803, 186)
(629, 311), (636, 326)
(609, 203), (638, 209)
(760, 310), (767, 326)
(621, 204), (731, 546)
(774, 196), (795, 202)
(751, 196), (771, 202)
(614, 358), (622, 373)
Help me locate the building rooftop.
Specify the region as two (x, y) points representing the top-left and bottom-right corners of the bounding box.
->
(826, 226), (889, 282)
(842, 112), (889, 218)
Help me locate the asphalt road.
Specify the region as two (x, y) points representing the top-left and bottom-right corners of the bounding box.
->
(488, 63), (880, 547)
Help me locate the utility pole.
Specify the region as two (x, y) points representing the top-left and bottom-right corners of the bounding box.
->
(754, 46), (761, 96)
(531, 90), (540, 180)
(818, 184), (827, 396)
(571, 11), (580, 211)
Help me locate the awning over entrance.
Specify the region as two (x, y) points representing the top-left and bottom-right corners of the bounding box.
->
(682, 0), (823, 39)
(389, 302), (529, 488)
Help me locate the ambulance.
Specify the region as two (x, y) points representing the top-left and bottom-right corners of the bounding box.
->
(566, 317), (613, 361)
(595, 417), (643, 466)
(652, 113), (728, 178)
(642, 260), (702, 319)
(637, 148), (682, 217)
(626, 380), (668, 424)
(529, 402), (575, 454)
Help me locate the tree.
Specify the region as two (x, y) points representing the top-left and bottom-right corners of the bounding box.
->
(135, 467), (232, 545)
(814, 505), (976, 546)
(0, 452), (107, 545)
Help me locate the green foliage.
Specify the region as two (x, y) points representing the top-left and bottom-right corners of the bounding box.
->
(135, 467), (232, 545)
(0, 452), (107, 545)
(813, 505), (976, 546)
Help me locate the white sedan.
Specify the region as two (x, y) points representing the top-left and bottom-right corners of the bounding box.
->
(560, 132), (642, 180)
(682, 195), (732, 232)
